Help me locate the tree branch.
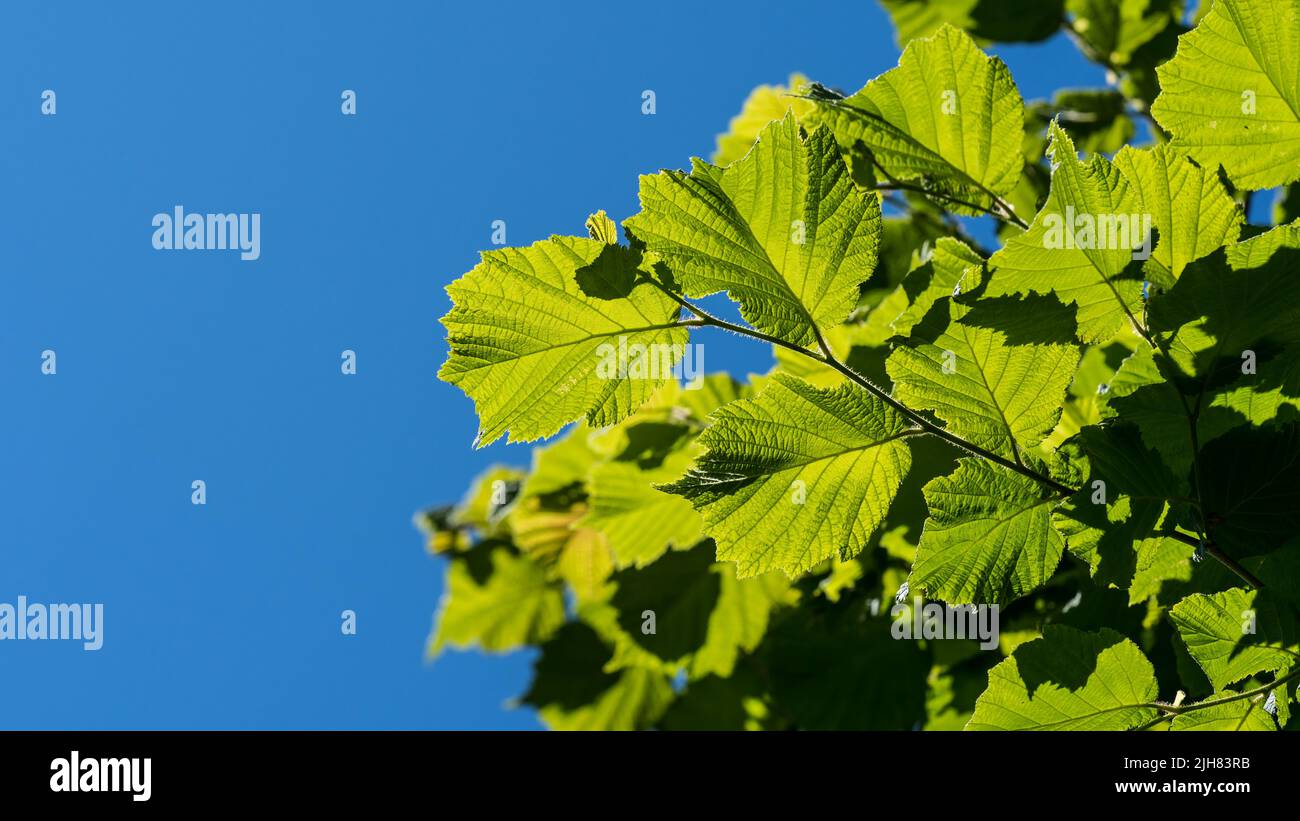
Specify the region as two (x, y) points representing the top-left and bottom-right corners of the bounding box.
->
(665, 284), (1264, 589)
(1133, 665), (1300, 730)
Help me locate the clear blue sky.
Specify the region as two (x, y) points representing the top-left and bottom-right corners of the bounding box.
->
(1, 1), (1216, 728)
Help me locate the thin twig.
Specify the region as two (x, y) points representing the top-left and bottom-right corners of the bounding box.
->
(1132, 666), (1300, 730)
(663, 282), (1264, 589)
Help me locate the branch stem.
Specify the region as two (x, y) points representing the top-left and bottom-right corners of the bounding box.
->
(665, 284), (1263, 589)
(1132, 665), (1300, 730)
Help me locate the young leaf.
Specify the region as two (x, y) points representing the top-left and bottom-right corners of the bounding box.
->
(968, 625), (1160, 730)
(713, 73), (816, 166)
(811, 24), (1025, 216)
(580, 446), (704, 568)
(911, 459), (1066, 604)
(1151, 0), (1300, 190)
(625, 113), (882, 348)
(1051, 424), (1184, 592)
(441, 233), (687, 446)
(1196, 425), (1300, 559)
(520, 622), (674, 731)
(428, 549), (565, 657)
(1112, 142), (1243, 281)
(661, 374), (914, 578)
(1171, 696), (1279, 731)
(886, 236), (985, 338)
(887, 299), (1080, 461)
(986, 122), (1147, 343)
(766, 606), (930, 730)
(1170, 588), (1300, 690)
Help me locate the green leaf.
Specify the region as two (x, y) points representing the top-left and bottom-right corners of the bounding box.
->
(607, 545), (719, 666)
(766, 606), (930, 729)
(604, 544), (790, 678)
(448, 465), (525, 534)
(441, 233), (687, 446)
(1249, 542), (1300, 606)
(625, 113), (882, 347)
(986, 122), (1148, 343)
(968, 625), (1160, 729)
(1169, 588), (1300, 690)
(580, 445), (704, 568)
(1042, 339), (1133, 450)
(1051, 423), (1184, 592)
(1151, 0), (1300, 190)
(1148, 225), (1300, 393)
(1118, 19), (1185, 109)
(1103, 345), (1297, 481)
(518, 423), (601, 498)
(887, 299), (1080, 460)
(520, 622), (674, 730)
(1112, 142), (1243, 281)
(713, 74), (816, 166)
(816, 557), (867, 602)
(887, 237), (985, 338)
(810, 24), (1025, 216)
(678, 373), (750, 422)
(662, 374), (914, 578)
(657, 668), (774, 730)
(1171, 695), (1279, 730)
(693, 563), (791, 678)
(1128, 536), (1193, 603)
(1065, 0), (1180, 68)
(428, 548), (565, 657)
(874, 214), (953, 290)
(1197, 424), (1300, 558)
(925, 663), (991, 731)
(880, 0), (1065, 46)
(911, 459), (1066, 604)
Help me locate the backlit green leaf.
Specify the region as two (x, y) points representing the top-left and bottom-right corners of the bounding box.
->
(441, 233), (687, 446)
(810, 25), (1025, 216)
(626, 113), (882, 347)
(1152, 0), (1300, 189)
(968, 625), (1160, 729)
(662, 374), (914, 578)
(986, 123), (1148, 343)
(912, 459), (1066, 604)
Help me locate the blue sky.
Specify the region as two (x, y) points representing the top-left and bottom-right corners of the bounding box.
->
(0, 1), (1262, 729)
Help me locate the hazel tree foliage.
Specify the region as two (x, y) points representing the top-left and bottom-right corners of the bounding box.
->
(423, 0), (1300, 731)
